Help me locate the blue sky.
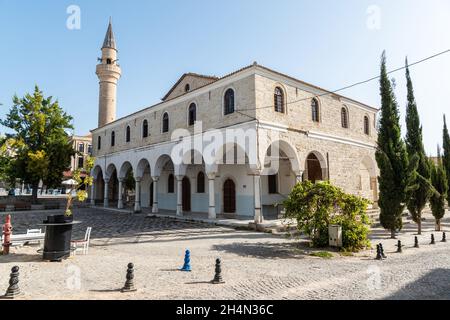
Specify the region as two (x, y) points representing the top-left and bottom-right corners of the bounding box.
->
(0, 0), (449, 155)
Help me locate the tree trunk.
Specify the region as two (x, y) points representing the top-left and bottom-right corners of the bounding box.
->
(31, 182), (39, 204)
(436, 219), (441, 232)
(390, 229), (396, 239)
(418, 220), (422, 235)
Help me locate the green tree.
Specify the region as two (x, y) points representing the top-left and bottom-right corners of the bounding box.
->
(443, 115), (450, 206)
(0, 86), (74, 203)
(404, 59), (433, 234)
(430, 146), (448, 231)
(283, 181), (371, 252)
(375, 52), (411, 239)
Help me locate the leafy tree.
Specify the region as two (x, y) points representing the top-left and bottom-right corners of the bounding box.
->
(430, 146), (448, 231)
(0, 86), (74, 203)
(404, 59), (433, 234)
(283, 181), (371, 252)
(443, 115), (450, 205)
(375, 52), (412, 239)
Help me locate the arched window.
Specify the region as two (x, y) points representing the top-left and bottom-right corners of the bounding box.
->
(97, 136), (101, 150)
(341, 107), (349, 128)
(111, 131), (115, 147)
(197, 172), (205, 193)
(126, 126), (131, 143)
(185, 84), (190, 92)
(268, 174), (278, 194)
(142, 120), (149, 138)
(162, 113), (169, 133)
(224, 88), (235, 115)
(106, 58), (112, 65)
(311, 98), (320, 122)
(364, 116), (370, 135)
(188, 103), (196, 126)
(274, 87), (284, 113)
(168, 174), (174, 193)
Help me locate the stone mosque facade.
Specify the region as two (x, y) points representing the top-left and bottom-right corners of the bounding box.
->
(90, 22), (379, 222)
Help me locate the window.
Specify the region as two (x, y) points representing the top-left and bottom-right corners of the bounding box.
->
(97, 136), (101, 150)
(126, 126), (131, 143)
(364, 116), (370, 135)
(111, 131), (115, 147)
(87, 144), (93, 155)
(78, 143), (85, 153)
(77, 157), (84, 169)
(188, 103), (196, 126)
(162, 113), (169, 133)
(185, 84), (190, 92)
(168, 174), (174, 193)
(274, 87), (284, 113)
(106, 58), (112, 65)
(268, 174), (278, 194)
(224, 88), (235, 115)
(142, 120), (149, 138)
(341, 107), (348, 128)
(312, 98), (320, 122)
(197, 172), (205, 193)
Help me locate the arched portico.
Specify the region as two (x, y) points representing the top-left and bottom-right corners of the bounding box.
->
(305, 151), (328, 183)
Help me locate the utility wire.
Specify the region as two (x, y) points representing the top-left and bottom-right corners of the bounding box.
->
(237, 48), (450, 112)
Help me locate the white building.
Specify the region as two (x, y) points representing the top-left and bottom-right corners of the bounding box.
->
(90, 22), (379, 222)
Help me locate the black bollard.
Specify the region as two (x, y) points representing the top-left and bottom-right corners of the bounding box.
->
(442, 232), (447, 243)
(4, 266), (21, 299)
(431, 234), (436, 245)
(375, 244), (383, 260)
(211, 258), (225, 284)
(121, 263), (137, 293)
(414, 236), (420, 248)
(396, 240), (403, 253)
(379, 243), (387, 259)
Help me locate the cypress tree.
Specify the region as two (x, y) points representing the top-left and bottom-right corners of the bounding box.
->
(375, 52), (410, 239)
(404, 58), (433, 235)
(443, 115), (450, 205)
(430, 146), (448, 231)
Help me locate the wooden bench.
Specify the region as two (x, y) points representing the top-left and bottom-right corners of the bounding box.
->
(1, 229), (46, 246)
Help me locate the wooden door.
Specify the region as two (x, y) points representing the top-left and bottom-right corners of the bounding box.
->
(223, 179), (236, 213)
(182, 177), (191, 212)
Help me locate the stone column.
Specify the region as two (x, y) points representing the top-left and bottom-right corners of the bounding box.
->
(295, 171), (304, 184)
(103, 178), (110, 208)
(117, 178), (124, 209)
(176, 175), (183, 216)
(90, 180), (96, 206)
(253, 173), (263, 224)
(134, 178), (141, 213)
(152, 176), (159, 213)
(207, 172), (217, 220)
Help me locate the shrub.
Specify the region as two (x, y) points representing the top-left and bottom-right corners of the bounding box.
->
(283, 181), (371, 252)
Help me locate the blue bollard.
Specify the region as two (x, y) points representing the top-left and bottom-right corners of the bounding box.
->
(180, 250), (192, 272)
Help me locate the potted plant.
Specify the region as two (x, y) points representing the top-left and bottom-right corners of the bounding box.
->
(42, 156), (95, 261)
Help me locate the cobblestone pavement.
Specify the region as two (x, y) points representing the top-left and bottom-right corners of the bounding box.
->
(1, 208), (450, 300)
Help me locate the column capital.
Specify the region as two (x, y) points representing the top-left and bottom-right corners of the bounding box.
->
(175, 175), (184, 181)
(135, 177), (142, 183)
(207, 172), (217, 180)
(104, 178), (110, 183)
(118, 177), (124, 183)
(151, 176), (160, 182)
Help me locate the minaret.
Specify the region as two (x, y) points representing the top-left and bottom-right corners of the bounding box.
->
(96, 19), (121, 127)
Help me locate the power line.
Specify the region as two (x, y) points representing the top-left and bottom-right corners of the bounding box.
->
(237, 48), (450, 112)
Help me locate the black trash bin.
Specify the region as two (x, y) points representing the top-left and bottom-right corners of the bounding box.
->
(41, 215), (76, 262)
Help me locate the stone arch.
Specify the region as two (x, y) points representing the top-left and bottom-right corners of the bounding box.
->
(358, 156), (378, 203)
(119, 161), (133, 179)
(106, 163), (117, 179)
(305, 151), (327, 183)
(92, 165), (104, 180)
(262, 139), (301, 175)
(135, 158), (151, 179)
(153, 154), (175, 177)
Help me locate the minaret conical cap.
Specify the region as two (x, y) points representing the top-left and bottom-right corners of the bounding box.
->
(102, 18), (116, 50)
